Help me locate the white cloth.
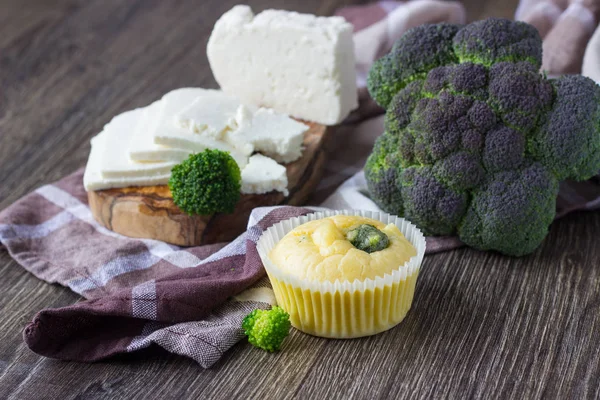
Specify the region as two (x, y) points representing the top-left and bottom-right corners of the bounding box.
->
(583, 24), (600, 82)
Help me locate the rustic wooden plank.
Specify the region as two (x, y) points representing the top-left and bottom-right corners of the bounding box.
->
(3, 0), (599, 399)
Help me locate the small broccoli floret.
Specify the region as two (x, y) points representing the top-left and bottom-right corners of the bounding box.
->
(364, 17), (600, 256)
(367, 23), (461, 108)
(530, 75), (600, 181)
(168, 149), (241, 215)
(448, 63), (489, 98)
(242, 306), (291, 352)
(410, 91), (473, 163)
(400, 166), (468, 236)
(365, 134), (404, 215)
(423, 63), (488, 100)
(482, 127), (526, 172)
(458, 164), (559, 256)
(488, 62), (554, 134)
(433, 151), (485, 191)
(452, 18), (542, 67)
(346, 224), (390, 253)
(386, 80), (424, 136)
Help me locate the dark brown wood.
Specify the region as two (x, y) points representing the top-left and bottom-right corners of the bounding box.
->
(88, 122), (329, 246)
(3, 1), (599, 400)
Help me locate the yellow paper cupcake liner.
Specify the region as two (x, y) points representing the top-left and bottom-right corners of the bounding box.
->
(256, 210), (426, 339)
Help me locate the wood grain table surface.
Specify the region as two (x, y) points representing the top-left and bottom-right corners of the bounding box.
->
(1, 0), (599, 399)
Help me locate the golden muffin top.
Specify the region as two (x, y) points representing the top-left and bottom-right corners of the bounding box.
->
(268, 215), (417, 283)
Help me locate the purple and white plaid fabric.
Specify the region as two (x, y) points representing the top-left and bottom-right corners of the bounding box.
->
(2, 0), (600, 368)
(0, 170), (312, 367)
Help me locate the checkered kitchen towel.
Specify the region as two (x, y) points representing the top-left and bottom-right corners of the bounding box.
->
(516, 0), (600, 75)
(3, 0), (600, 368)
(1, 170), (312, 367)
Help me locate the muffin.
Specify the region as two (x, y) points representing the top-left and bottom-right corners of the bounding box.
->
(256, 210), (426, 338)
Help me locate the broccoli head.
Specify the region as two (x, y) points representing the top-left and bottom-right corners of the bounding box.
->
(242, 306), (291, 352)
(365, 18), (600, 256)
(346, 224), (390, 253)
(168, 149), (241, 215)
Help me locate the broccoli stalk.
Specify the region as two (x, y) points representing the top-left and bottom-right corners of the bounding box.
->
(365, 18), (600, 256)
(346, 224), (390, 253)
(242, 306), (291, 352)
(168, 149), (241, 216)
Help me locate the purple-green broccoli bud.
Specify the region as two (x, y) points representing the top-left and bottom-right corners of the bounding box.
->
(488, 62), (554, 134)
(386, 80), (424, 136)
(407, 91), (478, 165)
(365, 17), (600, 256)
(433, 151), (485, 191)
(242, 306), (291, 352)
(367, 23), (461, 108)
(530, 75), (600, 181)
(365, 133), (404, 216)
(423, 63), (489, 100)
(458, 163), (559, 256)
(346, 224), (390, 253)
(169, 149), (241, 216)
(482, 127), (526, 173)
(453, 18), (542, 68)
(400, 166), (468, 236)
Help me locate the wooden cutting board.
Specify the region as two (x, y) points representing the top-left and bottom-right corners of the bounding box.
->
(88, 122), (329, 246)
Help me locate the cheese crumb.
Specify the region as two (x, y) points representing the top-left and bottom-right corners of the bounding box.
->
(225, 106), (307, 163)
(174, 91), (245, 139)
(241, 154), (289, 196)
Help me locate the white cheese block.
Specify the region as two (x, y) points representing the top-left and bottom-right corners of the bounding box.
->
(241, 154), (289, 196)
(96, 109), (177, 179)
(128, 101), (191, 163)
(84, 129), (171, 191)
(225, 107), (307, 163)
(207, 5), (358, 125)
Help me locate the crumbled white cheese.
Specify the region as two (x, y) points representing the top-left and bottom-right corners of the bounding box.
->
(241, 154), (289, 196)
(174, 90), (245, 139)
(129, 88), (249, 167)
(149, 87), (227, 146)
(148, 89), (306, 166)
(151, 88), (250, 166)
(207, 5), (358, 125)
(86, 88), (295, 197)
(225, 106), (307, 163)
